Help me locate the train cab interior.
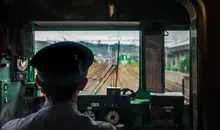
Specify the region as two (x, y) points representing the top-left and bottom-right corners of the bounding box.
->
(0, 0), (207, 130)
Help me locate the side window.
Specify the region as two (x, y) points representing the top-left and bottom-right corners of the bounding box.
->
(165, 30), (190, 103)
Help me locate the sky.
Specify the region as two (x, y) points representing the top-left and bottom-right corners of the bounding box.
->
(35, 31), (139, 44)
(164, 31), (189, 47)
(35, 30), (189, 46)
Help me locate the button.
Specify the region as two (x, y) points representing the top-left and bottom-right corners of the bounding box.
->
(4, 97), (8, 103)
(4, 84), (8, 90)
(4, 91), (8, 96)
(18, 73), (24, 79)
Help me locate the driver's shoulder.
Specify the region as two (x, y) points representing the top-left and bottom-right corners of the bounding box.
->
(1, 118), (23, 130)
(92, 121), (117, 130)
(79, 116), (116, 130)
(73, 112), (116, 130)
(1, 113), (37, 130)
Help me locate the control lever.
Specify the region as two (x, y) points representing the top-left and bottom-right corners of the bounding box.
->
(115, 124), (124, 130)
(121, 88), (136, 98)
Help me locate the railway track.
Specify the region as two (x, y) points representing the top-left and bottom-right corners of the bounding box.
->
(90, 65), (116, 94)
(117, 77), (127, 88)
(116, 66), (139, 91)
(82, 62), (109, 93)
(165, 80), (189, 102)
(87, 62), (107, 78)
(94, 65), (136, 94)
(126, 67), (139, 79)
(85, 64), (189, 103)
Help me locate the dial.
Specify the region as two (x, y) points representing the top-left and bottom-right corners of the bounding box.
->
(106, 110), (120, 125)
(17, 58), (28, 71)
(83, 111), (96, 120)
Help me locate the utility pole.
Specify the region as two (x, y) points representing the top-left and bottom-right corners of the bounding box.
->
(115, 32), (121, 87)
(108, 36), (112, 66)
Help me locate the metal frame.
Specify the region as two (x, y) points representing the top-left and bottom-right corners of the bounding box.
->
(34, 21), (189, 31)
(33, 21), (190, 95)
(180, 0), (207, 130)
(34, 21), (140, 31)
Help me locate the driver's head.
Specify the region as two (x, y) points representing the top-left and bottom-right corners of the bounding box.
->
(30, 41), (94, 103)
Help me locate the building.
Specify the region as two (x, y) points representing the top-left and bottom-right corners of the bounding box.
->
(165, 39), (189, 73)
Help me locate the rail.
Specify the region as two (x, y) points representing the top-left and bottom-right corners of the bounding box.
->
(84, 63), (190, 102)
(90, 65), (116, 94)
(127, 67), (139, 79)
(165, 80), (189, 102)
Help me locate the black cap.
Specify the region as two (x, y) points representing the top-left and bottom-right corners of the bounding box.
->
(30, 41), (94, 86)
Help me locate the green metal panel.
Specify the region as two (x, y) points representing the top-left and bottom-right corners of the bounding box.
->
(0, 57), (12, 110)
(0, 58), (10, 81)
(8, 82), (21, 102)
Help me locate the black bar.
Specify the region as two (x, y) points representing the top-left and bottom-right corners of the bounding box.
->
(0, 63), (9, 68)
(182, 78), (185, 96)
(115, 41), (120, 87)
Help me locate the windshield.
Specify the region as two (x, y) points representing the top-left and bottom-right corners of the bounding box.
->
(34, 31), (140, 95)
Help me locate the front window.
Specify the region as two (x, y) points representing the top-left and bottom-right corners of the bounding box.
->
(34, 31), (140, 95)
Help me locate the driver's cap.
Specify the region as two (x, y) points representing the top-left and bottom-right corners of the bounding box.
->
(30, 41), (94, 86)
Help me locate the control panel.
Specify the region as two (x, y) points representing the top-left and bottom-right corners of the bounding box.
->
(79, 95), (131, 126)
(33, 95), (132, 128)
(150, 92), (184, 125)
(11, 86), (186, 130)
(15, 58), (29, 81)
(31, 93), (185, 130)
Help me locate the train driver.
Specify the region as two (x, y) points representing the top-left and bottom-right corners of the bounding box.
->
(1, 42), (117, 130)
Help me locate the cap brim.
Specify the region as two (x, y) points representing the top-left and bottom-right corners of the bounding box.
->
(30, 41), (94, 73)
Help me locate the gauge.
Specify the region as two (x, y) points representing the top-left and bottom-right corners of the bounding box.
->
(17, 58), (28, 71)
(106, 110), (120, 125)
(83, 111), (96, 120)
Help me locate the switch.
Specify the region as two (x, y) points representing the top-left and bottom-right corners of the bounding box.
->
(4, 97), (8, 103)
(4, 91), (8, 96)
(4, 84), (8, 90)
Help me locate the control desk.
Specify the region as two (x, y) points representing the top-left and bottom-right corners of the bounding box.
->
(30, 88), (185, 130)
(33, 95), (133, 129)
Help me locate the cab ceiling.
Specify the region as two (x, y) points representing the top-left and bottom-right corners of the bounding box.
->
(2, 0), (190, 29)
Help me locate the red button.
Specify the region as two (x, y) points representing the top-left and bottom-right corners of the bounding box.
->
(19, 74), (24, 79)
